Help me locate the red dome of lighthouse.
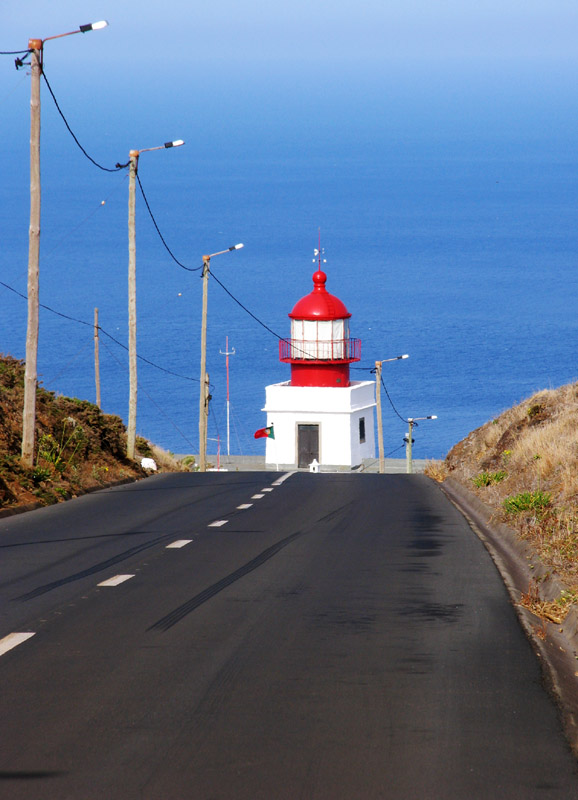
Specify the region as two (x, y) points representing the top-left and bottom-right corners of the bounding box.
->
(279, 267), (361, 388)
(289, 270), (351, 321)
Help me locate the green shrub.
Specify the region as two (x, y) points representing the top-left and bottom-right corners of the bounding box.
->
(503, 490), (552, 515)
(472, 470), (507, 488)
(136, 437), (153, 457)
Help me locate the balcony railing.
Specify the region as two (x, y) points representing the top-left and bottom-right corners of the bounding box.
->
(279, 337), (361, 363)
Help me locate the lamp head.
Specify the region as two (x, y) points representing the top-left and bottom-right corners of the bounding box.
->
(80, 20), (109, 33)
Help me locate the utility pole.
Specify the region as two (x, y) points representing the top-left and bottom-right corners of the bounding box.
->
(19, 21), (109, 468)
(94, 307), (101, 408)
(198, 257), (210, 472)
(406, 419), (414, 474)
(220, 336), (235, 456)
(127, 150), (138, 460)
(197, 244), (244, 472)
(374, 360), (384, 473)
(21, 41), (41, 468)
(373, 354), (409, 474)
(125, 140), (184, 460)
(405, 415), (437, 474)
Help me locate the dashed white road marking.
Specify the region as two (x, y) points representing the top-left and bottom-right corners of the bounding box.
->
(251, 494), (265, 500)
(272, 471), (295, 486)
(261, 488), (274, 492)
(98, 575), (135, 587)
(0, 632), (36, 658)
(166, 540), (193, 549)
(237, 504), (253, 510)
(209, 520), (228, 527)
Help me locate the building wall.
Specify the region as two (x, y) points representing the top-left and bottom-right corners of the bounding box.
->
(262, 381), (376, 467)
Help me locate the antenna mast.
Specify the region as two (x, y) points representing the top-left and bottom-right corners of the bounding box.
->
(219, 336), (235, 456)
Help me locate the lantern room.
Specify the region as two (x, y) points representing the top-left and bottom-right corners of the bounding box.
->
(279, 269), (361, 388)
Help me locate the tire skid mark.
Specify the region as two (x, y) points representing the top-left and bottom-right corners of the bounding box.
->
(148, 500), (355, 633)
(11, 484), (264, 601)
(14, 533), (175, 601)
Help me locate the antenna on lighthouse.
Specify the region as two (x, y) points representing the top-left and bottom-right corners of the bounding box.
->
(219, 336), (235, 457)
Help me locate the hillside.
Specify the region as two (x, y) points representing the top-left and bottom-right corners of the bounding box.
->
(437, 382), (578, 592)
(0, 354), (155, 511)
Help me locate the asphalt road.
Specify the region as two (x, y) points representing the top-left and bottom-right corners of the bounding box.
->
(0, 472), (577, 799)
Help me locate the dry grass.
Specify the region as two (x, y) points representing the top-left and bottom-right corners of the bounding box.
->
(519, 580), (577, 624)
(444, 382), (578, 594)
(424, 460), (449, 482)
(147, 443), (182, 472)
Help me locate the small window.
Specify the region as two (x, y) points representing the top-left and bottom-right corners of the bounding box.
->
(359, 417), (366, 443)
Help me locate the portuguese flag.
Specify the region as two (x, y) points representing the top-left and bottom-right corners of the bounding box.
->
(254, 425), (275, 440)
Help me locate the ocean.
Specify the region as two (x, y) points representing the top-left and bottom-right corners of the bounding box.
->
(1, 59), (577, 461)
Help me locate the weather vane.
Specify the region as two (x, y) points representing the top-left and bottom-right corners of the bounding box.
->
(313, 228), (327, 269)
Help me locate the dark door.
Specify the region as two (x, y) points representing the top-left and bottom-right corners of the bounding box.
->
(297, 424), (319, 468)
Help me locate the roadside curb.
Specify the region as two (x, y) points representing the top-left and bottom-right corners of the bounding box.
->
(441, 477), (578, 756)
(0, 476), (140, 520)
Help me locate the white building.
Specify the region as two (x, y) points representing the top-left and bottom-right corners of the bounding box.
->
(258, 265), (376, 469)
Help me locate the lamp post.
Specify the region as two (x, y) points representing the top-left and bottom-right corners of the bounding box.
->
(126, 140), (185, 460)
(374, 355), (409, 474)
(198, 245), (244, 472)
(406, 415), (437, 474)
(21, 20), (109, 468)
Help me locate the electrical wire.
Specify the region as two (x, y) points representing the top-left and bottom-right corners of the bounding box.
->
(209, 268), (283, 340)
(380, 374), (409, 424)
(136, 173), (198, 271)
(210, 269), (361, 363)
(100, 338), (197, 451)
(0, 279), (199, 383)
(0, 71), (28, 106)
(0, 49), (31, 55)
(126, 180), (309, 351)
(46, 339), (91, 384)
(41, 68), (124, 173)
(133, 170), (342, 364)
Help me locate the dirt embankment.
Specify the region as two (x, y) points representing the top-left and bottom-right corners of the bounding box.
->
(0, 354), (173, 512)
(430, 381), (578, 601)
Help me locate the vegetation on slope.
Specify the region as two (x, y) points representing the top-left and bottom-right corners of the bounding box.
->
(432, 382), (578, 596)
(0, 354), (149, 510)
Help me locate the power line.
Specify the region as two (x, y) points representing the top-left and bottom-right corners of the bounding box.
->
(100, 339), (197, 451)
(136, 173), (199, 271)
(380, 374), (409, 424)
(41, 68), (124, 173)
(0, 49), (31, 55)
(0, 279), (199, 383)
(210, 268), (283, 340)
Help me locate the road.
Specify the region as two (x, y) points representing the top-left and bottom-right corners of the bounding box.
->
(0, 472), (577, 799)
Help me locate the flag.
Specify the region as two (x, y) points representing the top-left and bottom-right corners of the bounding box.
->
(254, 425), (275, 440)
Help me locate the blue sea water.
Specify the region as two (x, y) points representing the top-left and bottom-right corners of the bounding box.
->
(1, 60), (577, 460)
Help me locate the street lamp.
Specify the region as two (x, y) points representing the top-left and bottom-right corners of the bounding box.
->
(374, 355), (409, 474)
(21, 21), (109, 468)
(198, 244), (244, 472)
(126, 140), (185, 460)
(406, 415), (437, 474)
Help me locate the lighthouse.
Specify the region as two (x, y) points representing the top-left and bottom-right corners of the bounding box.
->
(262, 257), (376, 469)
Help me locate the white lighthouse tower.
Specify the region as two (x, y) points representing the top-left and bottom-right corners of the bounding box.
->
(262, 258), (376, 469)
